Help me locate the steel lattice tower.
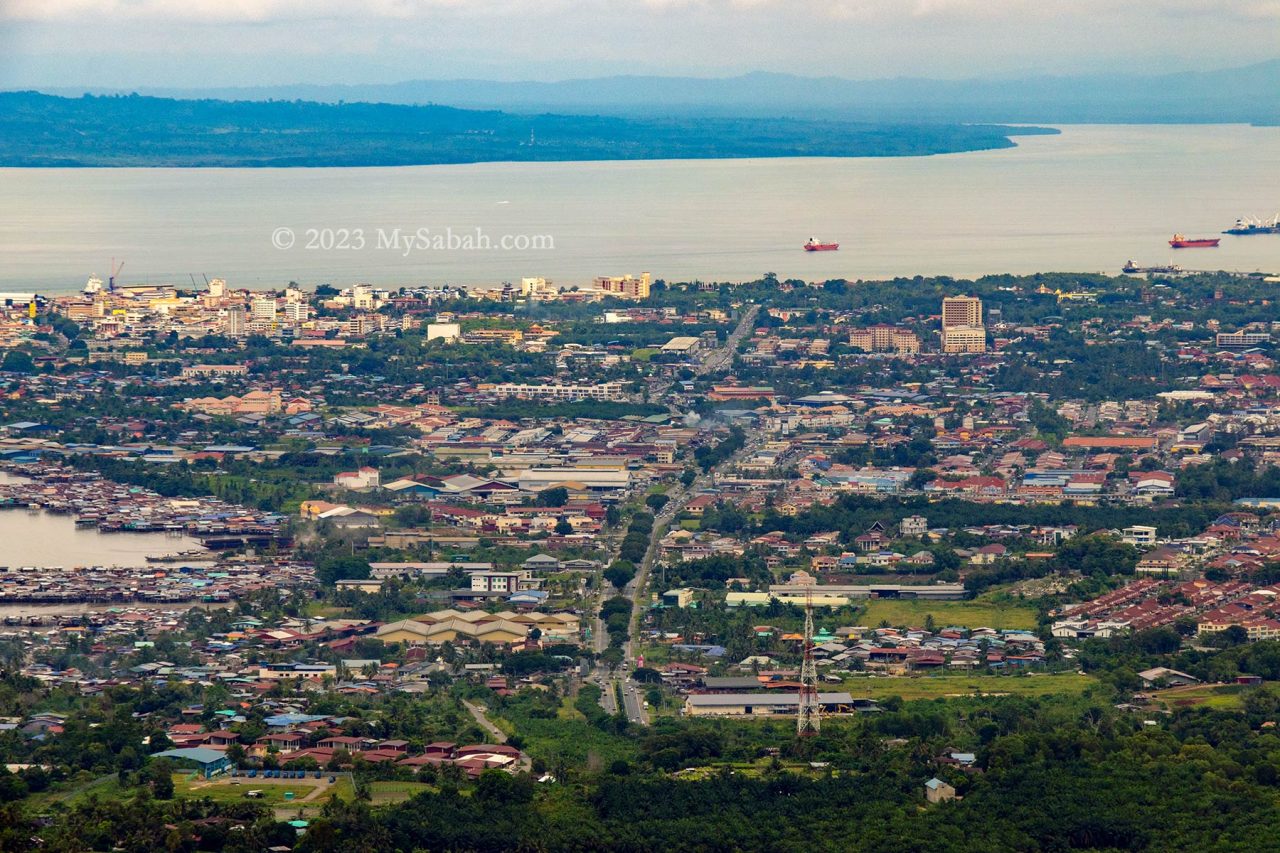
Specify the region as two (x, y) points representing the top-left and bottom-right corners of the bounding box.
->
(797, 590), (820, 737)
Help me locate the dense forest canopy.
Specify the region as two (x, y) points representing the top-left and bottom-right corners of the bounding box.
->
(0, 92), (1053, 167)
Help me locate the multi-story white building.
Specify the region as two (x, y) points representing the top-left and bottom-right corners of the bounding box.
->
(1122, 525), (1158, 546)
(941, 326), (987, 353)
(251, 296), (278, 322)
(282, 302), (309, 324)
(1216, 330), (1271, 348)
(488, 382), (625, 401)
(468, 570), (537, 594)
(426, 322), (461, 342)
(352, 284), (375, 310)
(224, 307), (246, 337)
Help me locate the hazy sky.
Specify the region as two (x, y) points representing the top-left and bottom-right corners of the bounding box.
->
(2, 0), (1278, 88)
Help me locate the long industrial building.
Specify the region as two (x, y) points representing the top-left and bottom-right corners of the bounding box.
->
(683, 692), (878, 717)
(516, 467), (631, 493)
(767, 583), (967, 600)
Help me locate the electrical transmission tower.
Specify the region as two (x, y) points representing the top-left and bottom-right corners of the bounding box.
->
(797, 589), (820, 737)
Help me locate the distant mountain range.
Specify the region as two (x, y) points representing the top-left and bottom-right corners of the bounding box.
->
(59, 61), (1280, 124)
(0, 91), (1052, 167)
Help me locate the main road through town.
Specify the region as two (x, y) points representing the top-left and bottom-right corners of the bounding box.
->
(590, 302), (762, 724)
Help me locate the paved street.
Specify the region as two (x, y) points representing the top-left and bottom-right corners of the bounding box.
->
(590, 302), (762, 726)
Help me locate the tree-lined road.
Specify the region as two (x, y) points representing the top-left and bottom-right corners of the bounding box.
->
(591, 302), (762, 726)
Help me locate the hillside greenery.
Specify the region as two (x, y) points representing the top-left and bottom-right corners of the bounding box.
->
(0, 92), (1047, 167)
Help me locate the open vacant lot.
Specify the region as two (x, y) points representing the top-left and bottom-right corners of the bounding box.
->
(837, 671), (1098, 701)
(22, 773), (124, 814)
(368, 781), (436, 805)
(859, 597), (1039, 630)
(1150, 682), (1279, 711)
(174, 773), (352, 806)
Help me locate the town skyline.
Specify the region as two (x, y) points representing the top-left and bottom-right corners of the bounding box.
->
(2, 2), (1280, 848)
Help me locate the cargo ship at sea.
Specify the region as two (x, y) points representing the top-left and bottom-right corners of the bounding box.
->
(1224, 215), (1280, 236)
(1169, 234), (1220, 248)
(803, 238), (838, 252)
(1123, 260), (1183, 275)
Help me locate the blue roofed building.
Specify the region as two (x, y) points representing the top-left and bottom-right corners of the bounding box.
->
(151, 747), (232, 778)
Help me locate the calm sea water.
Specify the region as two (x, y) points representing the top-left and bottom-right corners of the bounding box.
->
(1, 124), (1278, 292)
(0, 472), (204, 568)
(0, 509), (204, 567)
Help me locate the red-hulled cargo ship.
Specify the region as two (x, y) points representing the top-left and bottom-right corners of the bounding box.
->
(804, 237), (839, 252)
(1169, 233), (1220, 248)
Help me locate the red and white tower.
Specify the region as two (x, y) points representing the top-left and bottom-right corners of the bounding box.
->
(797, 590), (820, 737)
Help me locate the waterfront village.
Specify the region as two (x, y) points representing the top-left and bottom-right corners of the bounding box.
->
(5, 267), (1280, 844)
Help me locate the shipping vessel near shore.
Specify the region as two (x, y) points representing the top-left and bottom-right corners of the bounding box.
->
(1123, 260), (1183, 275)
(803, 238), (839, 252)
(1169, 234), (1220, 248)
(1224, 215), (1280, 236)
(145, 550), (214, 564)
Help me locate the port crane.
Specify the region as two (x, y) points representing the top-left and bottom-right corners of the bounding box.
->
(108, 258), (124, 293)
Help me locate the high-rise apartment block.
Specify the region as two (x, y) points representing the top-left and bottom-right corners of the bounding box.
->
(941, 295), (983, 329)
(941, 296), (986, 353)
(595, 272), (651, 300)
(849, 325), (920, 354)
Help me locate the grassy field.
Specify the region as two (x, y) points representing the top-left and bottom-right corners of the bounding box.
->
(303, 601), (350, 618)
(557, 693), (587, 722)
(30, 772), (414, 816)
(173, 774), (426, 809)
(176, 773), (358, 822)
(368, 781), (435, 805)
(23, 773), (124, 814)
(673, 759), (829, 780)
(836, 671), (1098, 701)
(859, 597), (1039, 630)
(174, 774), (333, 804)
(1150, 682), (1279, 711)
(633, 643), (674, 665)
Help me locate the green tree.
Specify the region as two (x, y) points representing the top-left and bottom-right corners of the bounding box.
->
(536, 487), (569, 507)
(1, 350), (34, 373)
(646, 493), (670, 512)
(147, 759), (175, 799)
(316, 555), (372, 586)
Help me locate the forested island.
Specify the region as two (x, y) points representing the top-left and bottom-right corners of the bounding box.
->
(0, 91), (1054, 167)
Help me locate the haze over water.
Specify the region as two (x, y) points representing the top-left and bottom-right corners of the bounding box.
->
(1, 124), (1278, 292)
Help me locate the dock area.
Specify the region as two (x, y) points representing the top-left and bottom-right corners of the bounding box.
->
(0, 559), (315, 607)
(0, 462), (288, 542)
